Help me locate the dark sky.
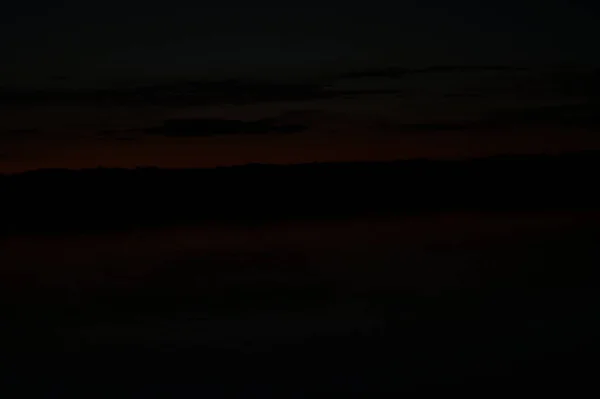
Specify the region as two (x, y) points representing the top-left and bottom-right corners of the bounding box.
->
(2, 0), (599, 86)
(1, 0), (599, 172)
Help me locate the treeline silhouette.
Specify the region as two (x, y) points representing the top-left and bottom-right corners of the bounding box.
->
(1, 150), (599, 234)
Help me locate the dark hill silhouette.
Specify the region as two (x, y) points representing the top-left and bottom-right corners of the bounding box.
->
(1, 150), (599, 234)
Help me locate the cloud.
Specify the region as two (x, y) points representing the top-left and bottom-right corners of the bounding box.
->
(394, 123), (472, 132)
(336, 65), (528, 80)
(96, 128), (140, 141)
(0, 128), (41, 137)
(144, 118), (308, 137)
(0, 80), (330, 106)
(372, 121), (479, 134)
(374, 102), (600, 134)
(2, 65), (598, 108)
(337, 66), (413, 79)
(327, 65), (599, 100)
(0, 66), (534, 107)
(49, 75), (70, 82)
(486, 102), (600, 129)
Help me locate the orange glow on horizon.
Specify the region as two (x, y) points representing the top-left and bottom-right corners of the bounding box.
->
(1, 127), (600, 174)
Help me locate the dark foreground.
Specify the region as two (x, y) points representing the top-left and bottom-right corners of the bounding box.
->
(1, 211), (599, 396)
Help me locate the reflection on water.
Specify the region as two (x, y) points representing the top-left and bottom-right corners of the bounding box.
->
(1, 210), (597, 295)
(1, 210), (599, 382)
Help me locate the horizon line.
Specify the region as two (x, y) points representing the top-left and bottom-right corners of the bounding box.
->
(2, 149), (599, 177)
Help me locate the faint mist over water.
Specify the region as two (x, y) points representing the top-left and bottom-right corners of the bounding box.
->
(1, 211), (596, 294)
